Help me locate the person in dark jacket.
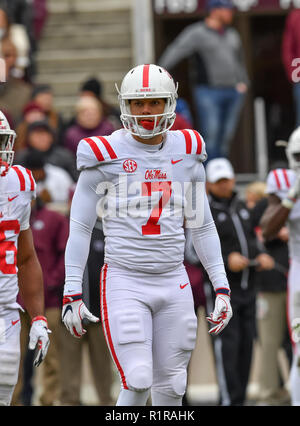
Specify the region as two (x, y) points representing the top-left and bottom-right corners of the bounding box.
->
(14, 120), (78, 182)
(205, 158), (274, 406)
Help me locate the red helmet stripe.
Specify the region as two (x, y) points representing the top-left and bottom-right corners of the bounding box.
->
(142, 64), (150, 88)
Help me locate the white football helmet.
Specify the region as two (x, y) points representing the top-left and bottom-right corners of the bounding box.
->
(286, 126), (300, 173)
(116, 64), (178, 139)
(0, 111), (16, 176)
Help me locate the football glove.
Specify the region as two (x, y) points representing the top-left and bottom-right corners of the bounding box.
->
(62, 294), (99, 338)
(29, 316), (51, 367)
(206, 293), (232, 335)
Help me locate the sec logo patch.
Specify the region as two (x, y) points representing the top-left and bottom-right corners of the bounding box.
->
(123, 159), (137, 173)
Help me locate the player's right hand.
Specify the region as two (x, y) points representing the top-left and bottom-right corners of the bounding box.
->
(62, 294), (99, 338)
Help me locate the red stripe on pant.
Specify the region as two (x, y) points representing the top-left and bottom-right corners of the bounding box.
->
(100, 263), (129, 389)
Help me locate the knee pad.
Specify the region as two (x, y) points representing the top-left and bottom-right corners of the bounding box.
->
(127, 364), (152, 392)
(0, 348), (19, 386)
(171, 370), (187, 397)
(177, 314), (197, 351)
(0, 385), (15, 406)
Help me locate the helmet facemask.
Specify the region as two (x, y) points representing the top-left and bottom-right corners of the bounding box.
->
(286, 127), (300, 174)
(0, 130), (16, 177)
(119, 96), (176, 139)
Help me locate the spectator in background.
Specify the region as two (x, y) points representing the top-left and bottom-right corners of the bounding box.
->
(64, 96), (116, 157)
(245, 181), (267, 210)
(15, 120), (78, 181)
(205, 158), (274, 405)
(31, 84), (66, 143)
(79, 76), (121, 129)
(282, 8), (300, 127)
(14, 100), (46, 152)
(21, 148), (74, 205)
(249, 180), (291, 406)
(12, 196), (69, 406)
(0, 5), (31, 79)
(0, 37), (32, 125)
(33, 0), (48, 42)
(158, 0), (249, 159)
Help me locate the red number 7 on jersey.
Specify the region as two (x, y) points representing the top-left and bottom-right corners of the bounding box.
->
(0, 220), (20, 274)
(141, 181), (172, 235)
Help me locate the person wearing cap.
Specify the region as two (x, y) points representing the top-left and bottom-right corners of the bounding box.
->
(14, 101), (47, 152)
(31, 84), (66, 143)
(204, 158), (274, 405)
(158, 0), (249, 160)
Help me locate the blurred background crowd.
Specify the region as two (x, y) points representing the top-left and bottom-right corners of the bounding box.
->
(0, 0), (298, 407)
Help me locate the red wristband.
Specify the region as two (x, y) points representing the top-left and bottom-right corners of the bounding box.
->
(31, 315), (48, 325)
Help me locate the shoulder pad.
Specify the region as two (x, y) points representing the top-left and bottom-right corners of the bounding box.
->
(173, 129), (207, 162)
(9, 165), (36, 195)
(266, 168), (296, 199)
(77, 133), (118, 170)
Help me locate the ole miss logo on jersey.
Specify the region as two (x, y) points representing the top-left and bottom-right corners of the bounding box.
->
(123, 159), (137, 173)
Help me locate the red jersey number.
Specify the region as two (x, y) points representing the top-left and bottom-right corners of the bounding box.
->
(141, 181), (172, 235)
(0, 220), (20, 274)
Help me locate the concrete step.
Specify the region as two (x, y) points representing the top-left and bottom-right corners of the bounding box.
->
(34, 71), (124, 98)
(45, 6), (132, 28)
(47, 0), (132, 13)
(39, 26), (131, 50)
(36, 48), (132, 73)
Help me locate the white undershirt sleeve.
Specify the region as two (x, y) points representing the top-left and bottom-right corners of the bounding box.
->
(189, 163), (230, 294)
(64, 168), (104, 296)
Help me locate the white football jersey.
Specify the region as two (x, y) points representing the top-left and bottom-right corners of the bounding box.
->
(0, 165), (36, 311)
(76, 128), (207, 273)
(266, 167), (300, 261)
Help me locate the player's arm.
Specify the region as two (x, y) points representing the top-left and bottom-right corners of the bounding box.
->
(62, 167), (103, 337)
(17, 227), (44, 318)
(186, 162), (232, 335)
(259, 194), (289, 241)
(17, 227), (50, 366)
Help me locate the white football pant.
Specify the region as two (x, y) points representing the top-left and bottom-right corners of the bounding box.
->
(100, 263), (197, 406)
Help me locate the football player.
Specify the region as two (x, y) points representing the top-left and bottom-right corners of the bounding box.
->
(62, 64), (232, 406)
(260, 127), (300, 406)
(0, 111), (50, 406)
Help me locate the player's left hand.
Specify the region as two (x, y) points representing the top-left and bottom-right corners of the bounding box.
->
(29, 316), (51, 367)
(206, 294), (232, 335)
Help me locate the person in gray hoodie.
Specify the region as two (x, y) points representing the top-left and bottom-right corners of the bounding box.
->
(159, 0), (249, 160)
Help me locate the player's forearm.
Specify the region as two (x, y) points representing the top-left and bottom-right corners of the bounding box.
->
(261, 204), (290, 241)
(18, 254), (45, 319)
(191, 220), (230, 293)
(64, 218), (93, 295)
